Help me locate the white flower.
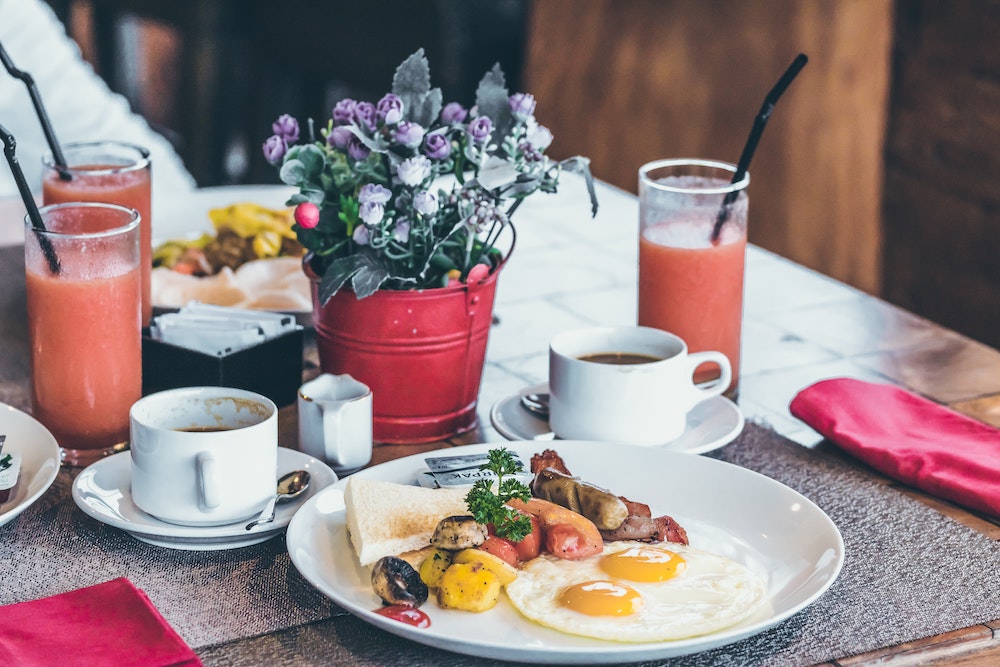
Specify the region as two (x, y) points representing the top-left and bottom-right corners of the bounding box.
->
(359, 201), (384, 226)
(526, 118), (554, 150)
(413, 190), (439, 216)
(396, 155), (432, 187)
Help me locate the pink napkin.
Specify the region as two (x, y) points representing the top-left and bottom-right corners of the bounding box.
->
(790, 377), (1000, 519)
(0, 578), (202, 667)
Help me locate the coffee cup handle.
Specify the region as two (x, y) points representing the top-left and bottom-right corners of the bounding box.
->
(196, 452), (221, 511)
(687, 351), (732, 399)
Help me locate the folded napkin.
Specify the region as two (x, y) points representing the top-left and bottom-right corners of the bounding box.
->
(790, 377), (1000, 518)
(0, 578), (202, 667)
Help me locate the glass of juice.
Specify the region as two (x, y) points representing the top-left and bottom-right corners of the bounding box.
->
(637, 159), (750, 397)
(24, 203), (142, 466)
(42, 141), (152, 325)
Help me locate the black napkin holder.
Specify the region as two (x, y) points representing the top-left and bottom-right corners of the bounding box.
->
(142, 326), (304, 407)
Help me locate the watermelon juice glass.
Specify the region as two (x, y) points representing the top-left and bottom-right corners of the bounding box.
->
(637, 159), (750, 396)
(24, 202), (142, 466)
(42, 141), (152, 325)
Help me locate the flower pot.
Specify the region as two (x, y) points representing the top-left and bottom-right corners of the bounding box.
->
(304, 259), (502, 444)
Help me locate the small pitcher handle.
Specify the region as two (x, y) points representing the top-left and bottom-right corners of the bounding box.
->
(196, 451), (221, 511)
(320, 401), (347, 461)
(687, 351), (732, 400)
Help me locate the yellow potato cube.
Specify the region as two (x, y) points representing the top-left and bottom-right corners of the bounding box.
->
(419, 548), (454, 589)
(436, 562), (501, 612)
(452, 548), (518, 586)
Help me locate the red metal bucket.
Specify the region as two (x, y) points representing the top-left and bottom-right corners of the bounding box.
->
(306, 261), (502, 444)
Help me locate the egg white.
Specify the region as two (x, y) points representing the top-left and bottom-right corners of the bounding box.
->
(505, 541), (767, 642)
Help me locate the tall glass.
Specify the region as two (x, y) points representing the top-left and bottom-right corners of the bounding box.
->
(42, 141), (152, 325)
(638, 159), (749, 396)
(24, 203), (142, 466)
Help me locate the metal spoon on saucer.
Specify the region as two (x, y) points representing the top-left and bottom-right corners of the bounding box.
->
(519, 392), (550, 419)
(245, 469), (311, 531)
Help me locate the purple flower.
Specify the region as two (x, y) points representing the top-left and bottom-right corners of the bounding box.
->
(327, 126), (353, 150)
(358, 202), (384, 226)
(358, 183), (392, 204)
(332, 99), (357, 125)
(346, 137), (370, 161)
(376, 93), (404, 125)
(441, 102), (468, 124)
(353, 225), (371, 245)
(393, 121), (425, 148)
(396, 155), (432, 187)
(422, 133), (451, 160)
(262, 135), (286, 165)
(467, 116), (493, 144)
(413, 190), (438, 216)
(354, 102), (377, 132)
(391, 219), (410, 243)
(509, 93), (536, 120)
(271, 114), (299, 143)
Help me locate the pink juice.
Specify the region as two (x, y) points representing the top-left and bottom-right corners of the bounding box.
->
(43, 154), (152, 325)
(25, 204), (142, 465)
(638, 219), (747, 392)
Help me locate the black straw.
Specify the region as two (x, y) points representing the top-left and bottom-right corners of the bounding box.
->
(711, 53), (808, 243)
(0, 123), (61, 274)
(0, 40), (71, 180)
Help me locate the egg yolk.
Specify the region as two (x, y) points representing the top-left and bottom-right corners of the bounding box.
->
(599, 546), (687, 582)
(559, 580), (643, 616)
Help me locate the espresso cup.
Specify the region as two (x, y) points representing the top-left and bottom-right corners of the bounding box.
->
(548, 326), (731, 445)
(129, 387), (278, 526)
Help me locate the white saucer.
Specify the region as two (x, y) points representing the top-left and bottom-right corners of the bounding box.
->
(0, 404), (60, 529)
(71, 447), (337, 550)
(490, 383), (744, 454)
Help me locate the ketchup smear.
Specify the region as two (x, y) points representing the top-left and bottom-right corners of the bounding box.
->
(374, 604), (431, 628)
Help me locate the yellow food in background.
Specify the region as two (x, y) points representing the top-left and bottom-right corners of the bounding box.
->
(153, 202), (304, 275)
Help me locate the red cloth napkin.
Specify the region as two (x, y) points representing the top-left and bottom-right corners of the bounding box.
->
(790, 377), (1000, 518)
(0, 578), (202, 667)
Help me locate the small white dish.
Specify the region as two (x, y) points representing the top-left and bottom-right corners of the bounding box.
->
(0, 404), (60, 529)
(72, 447), (336, 550)
(286, 441), (844, 664)
(490, 383), (744, 454)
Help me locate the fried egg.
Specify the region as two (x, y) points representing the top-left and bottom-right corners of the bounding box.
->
(505, 541), (767, 642)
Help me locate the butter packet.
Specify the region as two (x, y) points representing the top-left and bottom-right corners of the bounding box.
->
(418, 452), (532, 489)
(0, 447), (21, 504)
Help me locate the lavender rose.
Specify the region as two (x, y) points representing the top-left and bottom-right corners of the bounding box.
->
(509, 93), (536, 120)
(376, 93), (404, 125)
(354, 102), (377, 132)
(412, 190), (439, 216)
(327, 126), (353, 150)
(332, 99), (357, 125)
(422, 133), (451, 160)
(346, 137), (371, 161)
(393, 121), (426, 148)
(441, 102), (468, 124)
(359, 183), (392, 204)
(467, 116), (493, 144)
(262, 135), (286, 165)
(271, 114), (300, 143)
(352, 225), (371, 246)
(391, 219), (411, 243)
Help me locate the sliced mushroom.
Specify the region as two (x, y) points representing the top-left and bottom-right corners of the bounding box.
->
(371, 556), (428, 607)
(430, 515), (488, 550)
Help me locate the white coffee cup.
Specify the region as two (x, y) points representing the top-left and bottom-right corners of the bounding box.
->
(129, 387), (278, 526)
(548, 326), (731, 445)
(298, 373), (373, 474)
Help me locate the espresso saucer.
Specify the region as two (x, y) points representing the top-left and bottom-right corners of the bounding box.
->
(72, 447), (337, 550)
(489, 383), (744, 454)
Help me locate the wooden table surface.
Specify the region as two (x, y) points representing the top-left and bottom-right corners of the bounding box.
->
(3, 178), (1000, 665)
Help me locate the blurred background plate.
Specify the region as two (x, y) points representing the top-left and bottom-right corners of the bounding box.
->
(0, 404), (60, 529)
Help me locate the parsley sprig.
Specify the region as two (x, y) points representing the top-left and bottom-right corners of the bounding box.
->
(464, 448), (532, 542)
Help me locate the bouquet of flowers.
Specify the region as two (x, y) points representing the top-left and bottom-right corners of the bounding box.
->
(263, 49), (597, 303)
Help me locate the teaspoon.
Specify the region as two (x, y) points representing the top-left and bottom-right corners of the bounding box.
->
(519, 392), (550, 419)
(245, 469), (311, 531)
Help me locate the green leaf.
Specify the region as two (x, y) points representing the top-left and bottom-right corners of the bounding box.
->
(351, 260), (391, 298)
(297, 144), (327, 177)
(392, 48), (431, 123)
(318, 255), (365, 304)
(411, 87), (443, 128)
(475, 64), (513, 140)
(278, 159), (306, 186)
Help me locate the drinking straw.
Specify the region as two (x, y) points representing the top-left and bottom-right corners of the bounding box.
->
(711, 53), (808, 243)
(0, 41), (71, 179)
(0, 122), (61, 274)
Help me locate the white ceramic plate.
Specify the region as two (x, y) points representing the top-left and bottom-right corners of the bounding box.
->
(0, 404), (60, 529)
(490, 383), (744, 454)
(286, 441), (844, 664)
(72, 447), (337, 550)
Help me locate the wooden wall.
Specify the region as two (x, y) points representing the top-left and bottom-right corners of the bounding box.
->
(523, 0), (893, 295)
(882, 1), (1000, 348)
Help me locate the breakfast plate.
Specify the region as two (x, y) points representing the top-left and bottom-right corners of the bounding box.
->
(0, 404), (60, 529)
(72, 447), (337, 550)
(490, 383), (744, 454)
(286, 441), (844, 664)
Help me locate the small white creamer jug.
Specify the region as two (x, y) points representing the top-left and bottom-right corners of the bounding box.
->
(298, 373), (372, 474)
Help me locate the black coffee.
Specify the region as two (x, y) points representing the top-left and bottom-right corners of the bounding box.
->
(577, 352), (662, 365)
